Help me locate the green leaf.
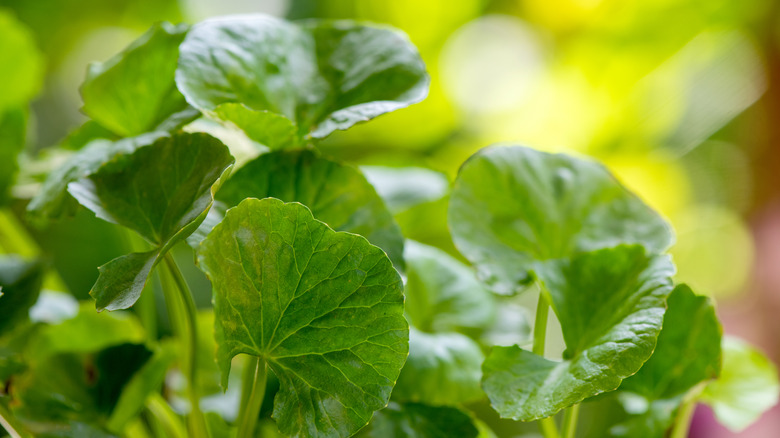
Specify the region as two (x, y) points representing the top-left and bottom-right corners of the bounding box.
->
(361, 166), (449, 214)
(176, 14), (428, 140)
(0, 256), (44, 336)
(482, 245), (675, 421)
(449, 146), (674, 295)
(611, 285), (722, 437)
(197, 198), (408, 438)
(0, 10), (44, 113)
(621, 284), (722, 398)
(356, 402), (479, 438)
(200, 148), (404, 270)
(212, 103), (299, 150)
(0, 108), (27, 204)
(393, 329), (484, 405)
(80, 22), (191, 136)
(68, 132), (234, 310)
(58, 120), (119, 151)
(27, 132), (167, 225)
(403, 240), (494, 333)
(701, 336), (780, 432)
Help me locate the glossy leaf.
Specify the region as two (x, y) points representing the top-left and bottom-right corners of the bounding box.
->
(449, 146), (674, 295)
(611, 285), (722, 437)
(482, 245), (675, 420)
(0, 108), (27, 204)
(176, 14), (428, 140)
(68, 132), (234, 310)
(701, 337), (780, 432)
(361, 166), (449, 214)
(403, 240), (494, 333)
(197, 198), (408, 438)
(202, 148), (404, 269)
(356, 402), (479, 438)
(27, 132), (167, 225)
(393, 329), (484, 405)
(80, 22), (190, 136)
(0, 256), (44, 336)
(212, 103), (299, 150)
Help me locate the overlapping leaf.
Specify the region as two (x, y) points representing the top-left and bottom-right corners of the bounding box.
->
(80, 22), (192, 137)
(193, 148), (405, 269)
(482, 245), (675, 421)
(449, 146), (674, 295)
(197, 198), (408, 438)
(67, 132), (234, 311)
(361, 166), (449, 214)
(611, 285), (722, 436)
(175, 14), (428, 142)
(27, 132), (167, 225)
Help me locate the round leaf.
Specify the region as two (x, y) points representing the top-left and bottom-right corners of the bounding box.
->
(197, 198), (408, 438)
(449, 146), (674, 295)
(175, 14), (429, 140)
(356, 402), (479, 438)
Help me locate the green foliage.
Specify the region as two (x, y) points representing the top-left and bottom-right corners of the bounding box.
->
(482, 246), (674, 420)
(2, 9), (775, 438)
(175, 14), (428, 142)
(69, 133), (234, 310)
(197, 198), (408, 438)
(449, 146), (674, 295)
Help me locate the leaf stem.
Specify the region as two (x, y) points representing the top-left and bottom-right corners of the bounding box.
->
(237, 357), (267, 438)
(533, 290), (560, 438)
(162, 253), (208, 438)
(561, 403), (580, 438)
(121, 229), (157, 339)
(670, 394), (698, 438)
(146, 393), (187, 438)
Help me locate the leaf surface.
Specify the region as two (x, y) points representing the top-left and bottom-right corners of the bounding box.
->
(199, 149), (404, 270)
(68, 133), (234, 310)
(0, 108), (27, 204)
(361, 166), (449, 214)
(197, 198), (408, 438)
(403, 240), (494, 333)
(611, 285), (722, 436)
(449, 146), (674, 295)
(176, 14), (428, 140)
(393, 329), (483, 405)
(80, 22), (191, 136)
(356, 402), (480, 438)
(701, 337), (780, 432)
(482, 246), (674, 420)
(0, 10), (43, 113)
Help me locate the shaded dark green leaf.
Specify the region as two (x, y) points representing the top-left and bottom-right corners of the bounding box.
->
(67, 132), (234, 310)
(176, 14), (428, 141)
(80, 22), (191, 136)
(197, 148), (404, 270)
(27, 132), (167, 225)
(393, 329), (483, 405)
(356, 402), (479, 438)
(197, 198), (408, 438)
(482, 246), (675, 420)
(449, 146), (674, 295)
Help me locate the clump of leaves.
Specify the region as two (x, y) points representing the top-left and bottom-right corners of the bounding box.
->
(0, 11), (777, 438)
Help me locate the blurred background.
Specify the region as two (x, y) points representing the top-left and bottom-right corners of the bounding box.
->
(1, 0), (779, 436)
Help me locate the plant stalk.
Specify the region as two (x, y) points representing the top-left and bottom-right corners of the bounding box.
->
(146, 394), (187, 438)
(237, 357), (267, 438)
(562, 403), (580, 438)
(670, 395), (698, 438)
(162, 254), (208, 438)
(0, 401), (29, 438)
(533, 291), (560, 438)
